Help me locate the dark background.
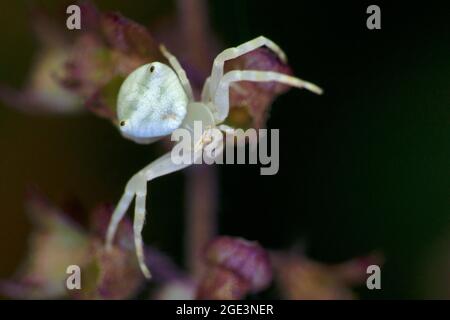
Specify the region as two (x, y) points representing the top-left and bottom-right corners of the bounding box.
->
(0, 1), (449, 299)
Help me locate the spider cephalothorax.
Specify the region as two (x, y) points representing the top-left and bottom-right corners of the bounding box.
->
(106, 36), (323, 278)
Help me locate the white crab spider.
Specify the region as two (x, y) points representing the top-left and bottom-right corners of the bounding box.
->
(105, 36), (323, 278)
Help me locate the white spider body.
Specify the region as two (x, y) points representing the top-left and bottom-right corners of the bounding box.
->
(181, 102), (216, 131)
(118, 62), (189, 140)
(106, 37), (323, 278)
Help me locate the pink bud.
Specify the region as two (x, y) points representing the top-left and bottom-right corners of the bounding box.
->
(197, 236), (272, 299)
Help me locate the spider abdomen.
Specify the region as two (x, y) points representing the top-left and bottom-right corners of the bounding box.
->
(117, 62), (189, 139)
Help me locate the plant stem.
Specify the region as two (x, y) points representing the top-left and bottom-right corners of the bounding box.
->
(184, 165), (218, 278)
(178, 0), (220, 279)
(177, 0), (218, 75)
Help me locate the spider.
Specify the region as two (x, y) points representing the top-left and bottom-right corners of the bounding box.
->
(105, 36), (323, 278)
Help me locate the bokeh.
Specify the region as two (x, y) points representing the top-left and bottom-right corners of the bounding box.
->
(0, 0), (449, 299)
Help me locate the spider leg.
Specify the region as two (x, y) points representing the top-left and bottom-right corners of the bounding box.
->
(202, 126), (226, 164)
(218, 124), (257, 149)
(217, 124), (239, 144)
(208, 36), (287, 102)
(106, 146), (205, 278)
(106, 190), (134, 250)
(160, 44), (194, 101)
(201, 76), (211, 102)
(217, 124), (235, 134)
(214, 70), (323, 121)
(133, 180), (151, 278)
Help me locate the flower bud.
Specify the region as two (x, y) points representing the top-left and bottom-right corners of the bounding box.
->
(197, 236), (272, 299)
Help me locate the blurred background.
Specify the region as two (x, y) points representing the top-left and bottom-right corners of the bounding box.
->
(0, 0), (449, 299)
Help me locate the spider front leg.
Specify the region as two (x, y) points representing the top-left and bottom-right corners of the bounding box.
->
(214, 70), (323, 121)
(132, 175), (149, 278)
(207, 36), (288, 106)
(105, 127), (220, 278)
(160, 44), (194, 101)
(105, 151), (198, 278)
(106, 189), (134, 250)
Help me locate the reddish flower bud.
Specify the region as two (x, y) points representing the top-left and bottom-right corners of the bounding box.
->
(197, 236), (272, 299)
(225, 47), (294, 129)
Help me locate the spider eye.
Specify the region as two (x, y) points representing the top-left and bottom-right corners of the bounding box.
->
(149, 65), (155, 73)
(120, 120), (126, 127)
